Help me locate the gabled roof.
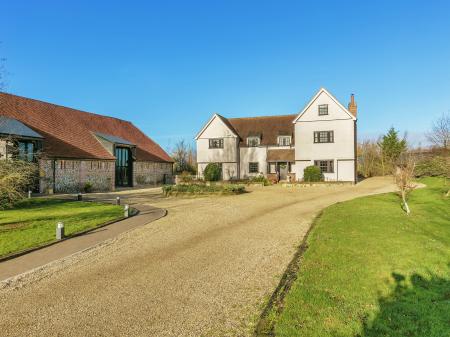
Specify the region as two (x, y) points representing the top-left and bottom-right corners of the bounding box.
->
(195, 113), (239, 140)
(0, 115), (43, 139)
(292, 87), (356, 123)
(0, 92), (173, 162)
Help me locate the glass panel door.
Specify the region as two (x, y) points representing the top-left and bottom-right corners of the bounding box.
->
(115, 147), (132, 187)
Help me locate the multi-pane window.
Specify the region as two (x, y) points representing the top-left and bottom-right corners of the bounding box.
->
(314, 160), (334, 173)
(278, 136), (291, 146)
(249, 162), (259, 173)
(17, 141), (35, 162)
(209, 138), (224, 149)
(247, 137), (260, 147)
(313, 131), (334, 143)
(318, 104), (328, 115)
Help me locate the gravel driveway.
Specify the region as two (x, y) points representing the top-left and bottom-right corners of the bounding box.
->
(0, 177), (395, 337)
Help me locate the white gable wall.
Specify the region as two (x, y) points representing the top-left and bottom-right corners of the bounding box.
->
(196, 115), (239, 179)
(294, 90), (356, 182)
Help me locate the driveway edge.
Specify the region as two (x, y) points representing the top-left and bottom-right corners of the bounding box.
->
(254, 211), (322, 337)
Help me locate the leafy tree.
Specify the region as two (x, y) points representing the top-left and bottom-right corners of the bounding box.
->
(378, 127), (407, 174)
(203, 163), (221, 181)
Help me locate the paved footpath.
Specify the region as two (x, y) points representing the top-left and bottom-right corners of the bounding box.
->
(0, 194), (167, 281)
(0, 178), (396, 337)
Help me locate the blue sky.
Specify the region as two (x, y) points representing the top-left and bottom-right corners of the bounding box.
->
(2, 0), (450, 151)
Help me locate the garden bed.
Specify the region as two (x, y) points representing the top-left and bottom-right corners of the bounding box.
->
(163, 183), (246, 196)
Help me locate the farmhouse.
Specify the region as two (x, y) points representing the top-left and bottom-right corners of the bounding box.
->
(0, 92), (173, 193)
(196, 88), (357, 182)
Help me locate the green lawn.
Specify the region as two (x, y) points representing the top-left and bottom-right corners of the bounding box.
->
(0, 198), (123, 257)
(273, 177), (450, 337)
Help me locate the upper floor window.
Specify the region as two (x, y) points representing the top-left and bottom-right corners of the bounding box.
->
(247, 136), (260, 147)
(314, 131), (334, 143)
(314, 160), (334, 173)
(277, 136), (291, 146)
(209, 138), (224, 149)
(318, 104), (328, 115)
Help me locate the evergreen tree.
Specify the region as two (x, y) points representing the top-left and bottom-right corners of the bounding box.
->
(378, 127), (407, 173)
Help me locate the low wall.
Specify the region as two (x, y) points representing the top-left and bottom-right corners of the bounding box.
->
(133, 161), (173, 186)
(39, 159), (115, 193)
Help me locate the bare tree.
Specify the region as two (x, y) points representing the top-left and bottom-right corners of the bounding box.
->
(358, 140), (383, 177)
(426, 112), (450, 149)
(171, 140), (197, 174)
(394, 153), (416, 215)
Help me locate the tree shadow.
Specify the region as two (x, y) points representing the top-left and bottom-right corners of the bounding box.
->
(361, 271), (450, 337)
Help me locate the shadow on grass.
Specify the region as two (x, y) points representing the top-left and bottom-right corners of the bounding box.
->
(361, 271), (450, 337)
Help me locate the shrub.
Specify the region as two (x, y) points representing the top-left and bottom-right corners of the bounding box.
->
(162, 183), (245, 196)
(415, 156), (449, 177)
(249, 175), (271, 186)
(179, 171), (195, 183)
(303, 165), (323, 182)
(203, 163), (222, 181)
(0, 159), (37, 209)
(83, 182), (93, 193)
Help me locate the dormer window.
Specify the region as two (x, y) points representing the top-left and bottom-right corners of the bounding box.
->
(318, 104), (328, 116)
(277, 136), (291, 146)
(247, 136), (260, 147)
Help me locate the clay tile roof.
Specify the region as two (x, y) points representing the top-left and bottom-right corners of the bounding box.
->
(267, 149), (295, 162)
(227, 114), (297, 146)
(0, 92), (173, 162)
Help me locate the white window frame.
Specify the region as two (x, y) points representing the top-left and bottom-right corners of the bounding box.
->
(277, 136), (291, 146)
(246, 136), (260, 147)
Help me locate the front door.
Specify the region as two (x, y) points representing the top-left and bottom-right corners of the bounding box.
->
(278, 162), (288, 180)
(115, 147), (132, 187)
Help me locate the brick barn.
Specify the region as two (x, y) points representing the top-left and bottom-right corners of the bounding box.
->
(0, 92), (173, 193)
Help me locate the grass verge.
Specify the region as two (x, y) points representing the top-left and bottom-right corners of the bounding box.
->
(258, 177), (450, 337)
(0, 198), (123, 257)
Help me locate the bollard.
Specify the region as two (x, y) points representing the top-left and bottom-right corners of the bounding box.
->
(116, 197), (121, 205)
(56, 222), (65, 240)
(77, 193), (82, 201)
(28, 190), (32, 199)
(124, 204), (129, 218)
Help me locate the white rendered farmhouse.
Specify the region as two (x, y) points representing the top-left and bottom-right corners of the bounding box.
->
(195, 88), (357, 182)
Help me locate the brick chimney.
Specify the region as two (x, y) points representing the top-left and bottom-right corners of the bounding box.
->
(348, 94), (357, 116)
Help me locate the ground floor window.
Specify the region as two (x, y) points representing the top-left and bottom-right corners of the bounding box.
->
(314, 160), (334, 173)
(249, 162), (259, 173)
(269, 162), (276, 173)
